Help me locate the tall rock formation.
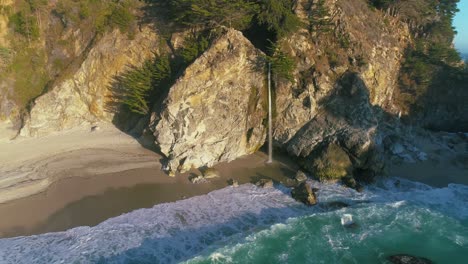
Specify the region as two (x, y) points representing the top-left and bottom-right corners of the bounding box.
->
(20, 28), (158, 137)
(151, 29), (267, 173)
(265, 0), (409, 179)
(274, 0), (410, 145)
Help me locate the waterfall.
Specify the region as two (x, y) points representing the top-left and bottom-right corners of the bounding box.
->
(267, 62), (273, 164)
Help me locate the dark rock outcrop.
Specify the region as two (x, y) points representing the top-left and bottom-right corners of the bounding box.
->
(291, 182), (317, 205)
(287, 72), (385, 183)
(255, 179), (274, 189)
(295, 170), (308, 182)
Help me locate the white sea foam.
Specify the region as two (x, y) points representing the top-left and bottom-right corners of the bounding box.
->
(0, 178), (467, 264)
(0, 185), (305, 264)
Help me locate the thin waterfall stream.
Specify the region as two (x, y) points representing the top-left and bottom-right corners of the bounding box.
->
(267, 62), (273, 163)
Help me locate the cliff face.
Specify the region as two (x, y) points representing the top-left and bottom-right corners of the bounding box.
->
(0, 0), (18, 122)
(265, 0), (410, 178)
(274, 0), (409, 145)
(20, 28), (158, 137)
(10, 0), (409, 177)
(151, 29), (267, 173)
(5, 0), (461, 182)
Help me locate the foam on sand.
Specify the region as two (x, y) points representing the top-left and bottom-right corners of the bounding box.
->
(1, 178), (467, 264)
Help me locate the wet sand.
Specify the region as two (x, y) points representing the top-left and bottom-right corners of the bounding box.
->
(1, 121), (466, 239)
(386, 132), (468, 188)
(0, 150), (297, 238)
(387, 160), (468, 188)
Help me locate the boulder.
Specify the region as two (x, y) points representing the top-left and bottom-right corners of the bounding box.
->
(311, 143), (353, 182)
(189, 174), (206, 184)
(255, 179), (274, 188)
(286, 72), (385, 183)
(274, 0), (409, 145)
(391, 143), (405, 155)
(202, 168), (220, 179)
(227, 178), (239, 187)
(320, 201), (349, 210)
(291, 182), (317, 206)
(295, 170), (308, 182)
(152, 28), (267, 173)
(342, 175), (364, 192)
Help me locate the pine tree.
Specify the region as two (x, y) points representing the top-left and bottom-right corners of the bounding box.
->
(256, 0), (301, 38)
(308, 0), (334, 35)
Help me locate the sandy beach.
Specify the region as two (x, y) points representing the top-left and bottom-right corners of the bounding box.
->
(0, 122), (161, 204)
(0, 122), (297, 238)
(0, 120), (466, 239)
(386, 131), (468, 188)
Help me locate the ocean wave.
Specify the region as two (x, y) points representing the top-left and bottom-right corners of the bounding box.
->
(0, 178), (467, 263)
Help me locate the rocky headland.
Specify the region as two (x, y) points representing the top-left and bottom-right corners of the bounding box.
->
(0, 0), (466, 205)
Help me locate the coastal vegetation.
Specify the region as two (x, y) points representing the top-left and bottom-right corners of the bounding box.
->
(115, 56), (171, 115)
(1, 0), (465, 128)
(115, 0), (300, 115)
(0, 0), (139, 114)
(369, 0), (467, 119)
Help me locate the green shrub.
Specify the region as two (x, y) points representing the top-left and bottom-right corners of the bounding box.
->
(0, 47), (12, 61)
(326, 49), (339, 68)
(118, 55), (171, 115)
(265, 43), (295, 82)
(79, 3), (90, 19)
(256, 0), (301, 38)
(170, 0), (258, 30)
(120, 62), (154, 115)
(308, 0), (333, 34)
(9, 11), (39, 40)
(7, 47), (49, 107)
(180, 34), (210, 64)
(52, 0), (136, 34)
(168, 0), (300, 38)
(108, 3), (134, 32)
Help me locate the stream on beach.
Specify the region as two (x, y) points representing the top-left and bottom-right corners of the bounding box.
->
(0, 152), (467, 263)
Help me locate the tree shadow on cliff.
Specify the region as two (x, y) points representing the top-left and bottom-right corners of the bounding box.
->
(105, 35), (195, 157)
(105, 67), (154, 143)
(105, 66), (170, 157)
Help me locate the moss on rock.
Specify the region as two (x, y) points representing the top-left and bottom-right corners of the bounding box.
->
(312, 143), (352, 182)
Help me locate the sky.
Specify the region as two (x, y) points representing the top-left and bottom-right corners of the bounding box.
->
(454, 0), (468, 54)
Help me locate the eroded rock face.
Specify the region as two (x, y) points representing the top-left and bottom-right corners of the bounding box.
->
(20, 27), (158, 137)
(287, 72), (385, 179)
(275, 0), (409, 144)
(308, 143), (353, 182)
(269, 0), (405, 180)
(0, 82), (18, 122)
(152, 29), (267, 172)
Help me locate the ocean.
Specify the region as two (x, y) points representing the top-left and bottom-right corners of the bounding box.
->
(0, 178), (467, 264)
(461, 53), (468, 61)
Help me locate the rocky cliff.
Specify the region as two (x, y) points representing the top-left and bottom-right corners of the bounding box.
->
(149, 0), (408, 178)
(20, 28), (158, 137)
(274, 0), (409, 144)
(151, 29), (267, 173)
(3, 0), (464, 184)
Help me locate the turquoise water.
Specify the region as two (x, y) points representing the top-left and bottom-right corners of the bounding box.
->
(0, 178), (467, 263)
(185, 204), (468, 263)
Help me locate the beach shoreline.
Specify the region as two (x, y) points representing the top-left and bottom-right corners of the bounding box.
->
(0, 122), (298, 238)
(0, 122), (466, 238)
